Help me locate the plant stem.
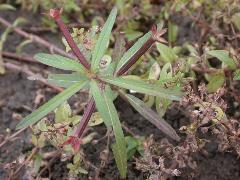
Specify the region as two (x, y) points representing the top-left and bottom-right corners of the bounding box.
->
(116, 37), (155, 76)
(50, 9), (91, 70)
(116, 25), (167, 76)
(11, 147), (39, 176)
(73, 98), (95, 138)
(2, 51), (37, 63)
(0, 127), (27, 148)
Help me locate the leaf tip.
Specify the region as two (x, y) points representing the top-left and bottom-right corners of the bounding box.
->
(49, 8), (63, 19)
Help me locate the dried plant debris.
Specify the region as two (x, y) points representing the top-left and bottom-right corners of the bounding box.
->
(136, 84), (240, 179)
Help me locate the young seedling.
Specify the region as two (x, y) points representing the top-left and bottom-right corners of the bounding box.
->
(16, 7), (183, 178)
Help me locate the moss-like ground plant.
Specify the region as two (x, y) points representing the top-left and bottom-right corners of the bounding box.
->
(16, 7), (183, 178)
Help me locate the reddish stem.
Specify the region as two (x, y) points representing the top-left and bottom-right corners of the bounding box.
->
(116, 37), (155, 76)
(50, 9), (91, 70)
(116, 25), (167, 76)
(73, 98), (95, 138)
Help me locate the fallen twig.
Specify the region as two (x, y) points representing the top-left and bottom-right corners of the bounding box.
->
(4, 62), (64, 92)
(11, 147), (39, 177)
(0, 16), (72, 59)
(36, 152), (61, 179)
(0, 127), (27, 148)
(2, 51), (37, 63)
(22, 26), (54, 33)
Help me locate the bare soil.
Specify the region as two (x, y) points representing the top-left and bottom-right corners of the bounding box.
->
(0, 9), (239, 180)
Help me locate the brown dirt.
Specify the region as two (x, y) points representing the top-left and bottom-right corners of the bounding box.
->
(0, 9), (240, 180)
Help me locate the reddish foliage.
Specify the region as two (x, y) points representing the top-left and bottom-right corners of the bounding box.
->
(60, 136), (82, 153)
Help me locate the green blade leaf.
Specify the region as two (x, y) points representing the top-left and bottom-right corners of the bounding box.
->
(35, 53), (85, 72)
(156, 43), (178, 62)
(233, 69), (240, 80)
(207, 73), (225, 93)
(116, 32), (152, 72)
(232, 13), (240, 31)
(168, 21), (178, 44)
(112, 143), (127, 178)
(0, 4), (16, 11)
(16, 39), (33, 54)
(122, 93), (180, 141)
(16, 81), (88, 129)
(207, 50), (237, 69)
(48, 73), (88, 88)
(90, 80), (127, 178)
(91, 7), (117, 71)
(101, 76), (182, 101)
(0, 17), (27, 74)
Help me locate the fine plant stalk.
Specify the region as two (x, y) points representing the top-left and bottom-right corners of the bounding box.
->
(116, 32), (155, 76)
(50, 9), (91, 70)
(116, 25), (167, 76)
(73, 98), (95, 138)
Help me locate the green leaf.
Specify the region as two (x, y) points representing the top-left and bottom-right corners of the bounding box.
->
(55, 102), (72, 123)
(207, 50), (236, 69)
(0, 4), (16, 11)
(156, 43), (178, 62)
(125, 136), (139, 160)
(88, 112), (104, 126)
(123, 93), (180, 141)
(125, 136), (144, 159)
(125, 31), (143, 41)
(16, 39), (32, 54)
(35, 53), (85, 72)
(33, 154), (42, 174)
(149, 62), (161, 80)
(99, 55), (112, 73)
(91, 7), (117, 71)
(16, 81), (88, 129)
(0, 17), (27, 74)
(159, 63), (172, 81)
(101, 76), (182, 101)
(48, 73), (88, 88)
(207, 73), (225, 93)
(156, 63), (173, 116)
(233, 69), (240, 80)
(90, 80), (127, 178)
(116, 32), (152, 72)
(232, 13), (240, 31)
(168, 21), (178, 44)
(112, 142), (127, 178)
(156, 97), (171, 117)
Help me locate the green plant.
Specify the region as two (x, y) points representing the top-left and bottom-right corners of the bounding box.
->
(0, 3), (17, 74)
(16, 7), (183, 178)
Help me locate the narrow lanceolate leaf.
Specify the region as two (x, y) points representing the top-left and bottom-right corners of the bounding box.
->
(123, 93), (180, 141)
(233, 69), (240, 80)
(91, 7), (117, 71)
(48, 73), (88, 88)
(90, 81), (127, 178)
(116, 32), (152, 72)
(0, 4), (16, 11)
(156, 43), (178, 62)
(101, 76), (182, 101)
(207, 50), (237, 69)
(35, 53), (85, 72)
(16, 81), (88, 129)
(207, 73), (225, 93)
